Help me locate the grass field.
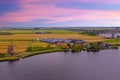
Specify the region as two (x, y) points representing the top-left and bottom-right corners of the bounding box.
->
(0, 41), (56, 54)
(0, 30), (77, 34)
(104, 39), (120, 44)
(0, 41), (28, 53)
(0, 34), (103, 41)
(43, 30), (77, 34)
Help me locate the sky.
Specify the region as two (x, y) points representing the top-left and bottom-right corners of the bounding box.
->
(0, 0), (120, 27)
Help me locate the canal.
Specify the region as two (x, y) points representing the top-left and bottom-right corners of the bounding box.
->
(0, 48), (120, 80)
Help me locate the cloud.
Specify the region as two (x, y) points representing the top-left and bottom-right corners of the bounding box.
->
(18, 0), (120, 4)
(70, 0), (120, 4)
(1, 0), (120, 26)
(1, 4), (120, 23)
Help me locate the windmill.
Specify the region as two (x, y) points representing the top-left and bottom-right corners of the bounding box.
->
(7, 40), (14, 56)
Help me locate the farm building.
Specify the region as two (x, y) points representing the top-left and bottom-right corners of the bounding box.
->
(98, 33), (120, 39)
(40, 38), (85, 44)
(41, 38), (64, 44)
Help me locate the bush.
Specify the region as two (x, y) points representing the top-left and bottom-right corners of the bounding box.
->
(92, 45), (100, 51)
(34, 31), (51, 34)
(86, 43), (100, 52)
(79, 31), (97, 36)
(59, 44), (67, 49)
(71, 44), (82, 52)
(0, 32), (12, 35)
(34, 32), (45, 34)
(0, 54), (6, 58)
(111, 44), (118, 49)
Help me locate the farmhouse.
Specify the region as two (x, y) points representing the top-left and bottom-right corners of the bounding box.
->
(40, 38), (85, 44)
(98, 31), (120, 39)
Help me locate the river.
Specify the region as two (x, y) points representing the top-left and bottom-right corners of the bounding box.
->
(0, 48), (120, 80)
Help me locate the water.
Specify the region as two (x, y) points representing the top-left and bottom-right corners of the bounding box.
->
(0, 48), (120, 80)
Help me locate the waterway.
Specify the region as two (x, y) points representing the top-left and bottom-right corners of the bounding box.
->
(0, 48), (120, 80)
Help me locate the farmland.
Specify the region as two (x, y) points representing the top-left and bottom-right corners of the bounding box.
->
(0, 34), (103, 41)
(104, 39), (120, 44)
(0, 41), (57, 53)
(0, 30), (104, 54)
(0, 30), (77, 34)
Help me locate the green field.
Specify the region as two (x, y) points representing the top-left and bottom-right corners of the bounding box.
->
(104, 39), (120, 44)
(0, 30), (77, 34)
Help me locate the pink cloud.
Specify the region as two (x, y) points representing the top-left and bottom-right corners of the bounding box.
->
(1, 5), (120, 23)
(71, 0), (120, 4)
(1, 0), (120, 24)
(18, 0), (120, 4)
(1, 0), (120, 4)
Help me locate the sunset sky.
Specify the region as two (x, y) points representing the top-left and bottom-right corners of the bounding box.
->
(0, 0), (120, 27)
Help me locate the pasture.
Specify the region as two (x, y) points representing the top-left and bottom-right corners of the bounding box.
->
(0, 30), (77, 34)
(104, 39), (120, 44)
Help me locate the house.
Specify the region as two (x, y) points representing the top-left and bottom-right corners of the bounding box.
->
(41, 38), (64, 44)
(63, 39), (73, 44)
(74, 40), (85, 44)
(40, 38), (85, 45)
(56, 42), (63, 46)
(98, 33), (120, 39)
(97, 42), (112, 49)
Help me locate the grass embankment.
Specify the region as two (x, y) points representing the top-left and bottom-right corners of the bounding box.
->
(21, 48), (63, 58)
(0, 48), (63, 62)
(0, 56), (19, 62)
